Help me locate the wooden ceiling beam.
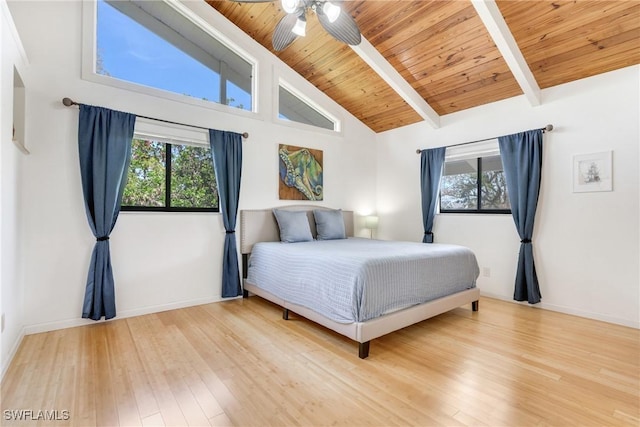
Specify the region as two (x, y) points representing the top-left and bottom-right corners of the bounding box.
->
(471, 0), (541, 106)
(351, 37), (441, 129)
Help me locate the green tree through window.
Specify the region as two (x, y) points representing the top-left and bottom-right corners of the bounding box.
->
(123, 139), (165, 207)
(440, 155), (510, 213)
(171, 145), (218, 208)
(122, 138), (218, 212)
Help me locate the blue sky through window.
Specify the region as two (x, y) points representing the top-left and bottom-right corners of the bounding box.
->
(226, 80), (251, 110)
(96, 0), (249, 108)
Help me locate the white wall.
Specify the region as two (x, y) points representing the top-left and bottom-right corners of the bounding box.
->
(4, 1), (638, 381)
(7, 0), (377, 336)
(377, 66), (640, 328)
(0, 0), (29, 378)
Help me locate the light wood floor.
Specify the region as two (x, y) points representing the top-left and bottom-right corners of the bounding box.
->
(2, 297), (638, 426)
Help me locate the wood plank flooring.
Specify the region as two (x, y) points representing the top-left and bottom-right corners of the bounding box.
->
(2, 297), (638, 426)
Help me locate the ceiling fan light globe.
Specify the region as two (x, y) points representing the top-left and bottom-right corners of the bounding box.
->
(322, 2), (340, 23)
(292, 16), (306, 36)
(281, 0), (298, 14)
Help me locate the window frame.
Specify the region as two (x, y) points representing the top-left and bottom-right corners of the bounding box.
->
(82, 0), (259, 116)
(275, 77), (341, 134)
(439, 155), (511, 215)
(121, 120), (219, 213)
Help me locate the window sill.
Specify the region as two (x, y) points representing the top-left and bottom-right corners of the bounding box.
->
(438, 211), (511, 216)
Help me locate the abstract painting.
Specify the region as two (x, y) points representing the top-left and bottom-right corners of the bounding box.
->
(279, 144), (323, 200)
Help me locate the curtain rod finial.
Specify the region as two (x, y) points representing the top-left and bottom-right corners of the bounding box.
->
(416, 149), (422, 154)
(545, 124), (553, 132)
(242, 132), (249, 139)
(62, 97), (76, 107)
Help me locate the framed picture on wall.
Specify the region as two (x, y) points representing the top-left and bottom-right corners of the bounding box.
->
(573, 150), (613, 193)
(278, 144), (323, 201)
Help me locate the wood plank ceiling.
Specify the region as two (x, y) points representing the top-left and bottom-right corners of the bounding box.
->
(206, 0), (640, 133)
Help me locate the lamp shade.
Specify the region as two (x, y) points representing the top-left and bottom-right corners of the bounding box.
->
(364, 215), (379, 229)
(281, 0), (298, 14)
(322, 2), (341, 23)
(292, 16), (306, 36)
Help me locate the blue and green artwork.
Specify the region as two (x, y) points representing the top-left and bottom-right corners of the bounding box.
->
(279, 144), (323, 201)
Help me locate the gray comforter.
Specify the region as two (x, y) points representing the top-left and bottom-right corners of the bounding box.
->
(246, 238), (479, 323)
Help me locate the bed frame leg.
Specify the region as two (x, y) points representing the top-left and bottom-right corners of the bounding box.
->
(472, 300), (479, 311)
(283, 309), (289, 320)
(358, 341), (370, 359)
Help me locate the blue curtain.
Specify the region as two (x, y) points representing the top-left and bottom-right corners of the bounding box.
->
(498, 129), (543, 304)
(209, 130), (243, 298)
(420, 147), (446, 243)
(78, 105), (136, 320)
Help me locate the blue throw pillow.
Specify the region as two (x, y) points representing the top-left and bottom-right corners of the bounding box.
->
(313, 209), (346, 240)
(273, 209), (314, 243)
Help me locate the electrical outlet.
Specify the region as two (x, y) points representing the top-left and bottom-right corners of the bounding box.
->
(482, 267), (491, 278)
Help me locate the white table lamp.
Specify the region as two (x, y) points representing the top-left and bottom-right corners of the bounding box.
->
(364, 215), (378, 238)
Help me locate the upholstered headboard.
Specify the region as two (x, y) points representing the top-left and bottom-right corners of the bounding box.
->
(240, 206), (354, 254)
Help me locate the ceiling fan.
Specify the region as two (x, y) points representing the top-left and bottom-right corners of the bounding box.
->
(230, 0), (362, 51)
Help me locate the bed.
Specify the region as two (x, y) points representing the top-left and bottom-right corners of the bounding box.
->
(240, 205), (480, 359)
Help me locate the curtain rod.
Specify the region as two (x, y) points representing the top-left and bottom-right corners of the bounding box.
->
(62, 97), (249, 139)
(415, 124), (553, 154)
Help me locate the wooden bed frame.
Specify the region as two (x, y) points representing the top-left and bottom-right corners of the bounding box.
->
(240, 205), (480, 359)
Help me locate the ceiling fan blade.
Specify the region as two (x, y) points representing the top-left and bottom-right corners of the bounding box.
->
(272, 13), (299, 51)
(317, 8), (361, 46)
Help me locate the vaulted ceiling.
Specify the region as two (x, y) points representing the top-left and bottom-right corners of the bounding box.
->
(206, 0), (640, 133)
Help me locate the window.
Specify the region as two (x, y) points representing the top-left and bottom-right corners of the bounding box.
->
(278, 84), (337, 131)
(12, 66), (28, 154)
(94, 0), (253, 111)
(122, 138), (218, 212)
(440, 154), (511, 214)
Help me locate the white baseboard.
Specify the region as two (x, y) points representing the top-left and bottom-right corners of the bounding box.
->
(1, 326), (26, 383)
(23, 296), (226, 335)
(480, 291), (640, 329)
